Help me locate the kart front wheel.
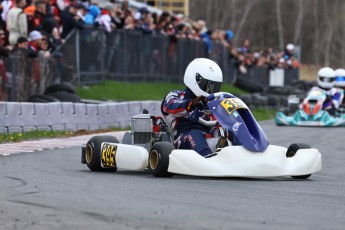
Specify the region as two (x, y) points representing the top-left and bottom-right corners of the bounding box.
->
(149, 142), (174, 177)
(85, 135), (119, 172)
(286, 143), (312, 179)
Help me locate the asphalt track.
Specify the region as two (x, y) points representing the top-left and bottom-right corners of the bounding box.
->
(0, 120), (344, 230)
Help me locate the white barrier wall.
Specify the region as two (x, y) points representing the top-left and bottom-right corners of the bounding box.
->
(0, 101), (162, 134)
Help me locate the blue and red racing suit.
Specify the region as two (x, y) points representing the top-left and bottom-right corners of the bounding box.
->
(161, 88), (214, 157)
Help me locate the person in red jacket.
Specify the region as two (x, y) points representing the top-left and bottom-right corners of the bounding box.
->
(27, 30), (42, 58)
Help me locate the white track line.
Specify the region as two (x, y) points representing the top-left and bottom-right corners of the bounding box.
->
(0, 132), (126, 156)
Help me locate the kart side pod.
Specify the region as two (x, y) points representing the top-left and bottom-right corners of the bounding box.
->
(81, 135), (149, 172)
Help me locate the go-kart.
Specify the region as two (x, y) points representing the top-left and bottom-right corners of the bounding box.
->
(275, 87), (345, 126)
(81, 93), (322, 179)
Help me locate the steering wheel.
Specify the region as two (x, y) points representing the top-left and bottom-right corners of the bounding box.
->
(198, 92), (234, 127)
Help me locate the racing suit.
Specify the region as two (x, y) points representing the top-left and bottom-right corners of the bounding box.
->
(313, 86), (344, 112)
(161, 88), (214, 157)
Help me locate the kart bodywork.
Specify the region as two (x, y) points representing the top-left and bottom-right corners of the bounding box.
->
(82, 93), (322, 179)
(275, 88), (345, 126)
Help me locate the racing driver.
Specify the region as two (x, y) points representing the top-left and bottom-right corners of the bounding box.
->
(161, 58), (224, 158)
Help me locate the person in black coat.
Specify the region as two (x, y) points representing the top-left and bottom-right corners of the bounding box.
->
(60, 5), (84, 39)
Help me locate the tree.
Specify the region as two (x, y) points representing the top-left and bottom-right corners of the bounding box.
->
(189, 0), (345, 67)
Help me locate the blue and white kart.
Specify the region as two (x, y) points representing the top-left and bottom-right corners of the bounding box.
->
(81, 92), (321, 179)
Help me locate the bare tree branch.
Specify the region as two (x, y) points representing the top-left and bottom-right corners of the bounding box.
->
(313, 0), (320, 65)
(293, 0), (304, 45)
(235, 0), (254, 43)
(276, 0), (284, 50)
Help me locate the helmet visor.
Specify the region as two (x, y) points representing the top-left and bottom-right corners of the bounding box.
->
(335, 76), (345, 82)
(319, 76), (334, 83)
(196, 73), (222, 94)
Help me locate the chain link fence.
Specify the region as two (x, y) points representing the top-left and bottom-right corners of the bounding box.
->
(0, 52), (74, 102)
(59, 28), (236, 85)
(0, 28), (299, 102)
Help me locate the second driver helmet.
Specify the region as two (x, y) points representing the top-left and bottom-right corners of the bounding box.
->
(334, 68), (345, 88)
(317, 67), (335, 90)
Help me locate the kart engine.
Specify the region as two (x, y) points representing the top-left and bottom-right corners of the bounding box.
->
(130, 109), (170, 146)
(131, 112), (153, 145)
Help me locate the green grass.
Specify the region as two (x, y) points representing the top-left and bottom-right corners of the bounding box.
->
(251, 107), (277, 121)
(76, 80), (275, 120)
(0, 128), (124, 144)
(76, 81), (248, 101)
(0, 130), (72, 143)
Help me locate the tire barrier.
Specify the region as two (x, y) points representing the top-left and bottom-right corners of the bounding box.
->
(237, 80), (313, 109)
(28, 83), (81, 103)
(44, 83), (76, 95)
(234, 68), (301, 93)
(0, 101), (162, 134)
(238, 92), (304, 109)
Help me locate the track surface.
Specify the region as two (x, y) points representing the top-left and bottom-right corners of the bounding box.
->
(0, 121), (344, 230)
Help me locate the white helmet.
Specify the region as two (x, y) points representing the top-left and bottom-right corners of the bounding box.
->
(334, 68), (345, 88)
(317, 67), (335, 89)
(184, 58), (223, 97)
(286, 43), (295, 51)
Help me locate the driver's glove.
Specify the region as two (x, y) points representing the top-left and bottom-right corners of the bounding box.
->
(186, 96), (208, 112)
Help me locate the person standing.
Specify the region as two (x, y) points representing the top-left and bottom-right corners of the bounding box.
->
(6, 0), (28, 47)
(60, 4), (83, 39)
(27, 30), (42, 58)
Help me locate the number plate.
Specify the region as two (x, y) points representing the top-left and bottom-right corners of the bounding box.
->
(220, 98), (248, 114)
(101, 143), (117, 168)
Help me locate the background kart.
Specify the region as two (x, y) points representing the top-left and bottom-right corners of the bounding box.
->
(275, 87), (345, 126)
(81, 93), (322, 179)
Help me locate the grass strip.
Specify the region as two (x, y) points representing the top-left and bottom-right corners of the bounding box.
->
(76, 81), (248, 101)
(0, 128), (126, 144)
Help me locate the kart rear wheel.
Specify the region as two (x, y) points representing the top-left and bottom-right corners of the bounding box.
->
(85, 135), (119, 172)
(158, 132), (173, 143)
(286, 143), (312, 179)
(149, 142), (174, 177)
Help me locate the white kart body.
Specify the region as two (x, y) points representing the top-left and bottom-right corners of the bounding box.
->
(168, 145), (321, 178)
(88, 93), (322, 178)
(112, 143), (322, 178)
(108, 143), (148, 171)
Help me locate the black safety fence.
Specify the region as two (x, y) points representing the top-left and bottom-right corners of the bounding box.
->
(59, 28), (237, 85)
(0, 53), (74, 102)
(0, 28), (299, 102)
(235, 67), (299, 92)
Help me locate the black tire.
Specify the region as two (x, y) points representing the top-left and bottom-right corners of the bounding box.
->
(158, 132), (173, 143)
(235, 78), (265, 93)
(279, 96), (289, 107)
(149, 142), (174, 177)
(44, 83), (76, 95)
(27, 94), (60, 103)
(48, 91), (81, 102)
(252, 93), (268, 107)
(85, 135), (119, 172)
(266, 86), (290, 96)
(267, 95), (280, 107)
(290, 80), (307, 91)
(239, 94), (252, 107)
(122, 132), (132, 144)
(286, 143), (312, 179)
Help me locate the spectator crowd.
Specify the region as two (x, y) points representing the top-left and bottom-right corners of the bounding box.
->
(0, 0), (299, 71)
